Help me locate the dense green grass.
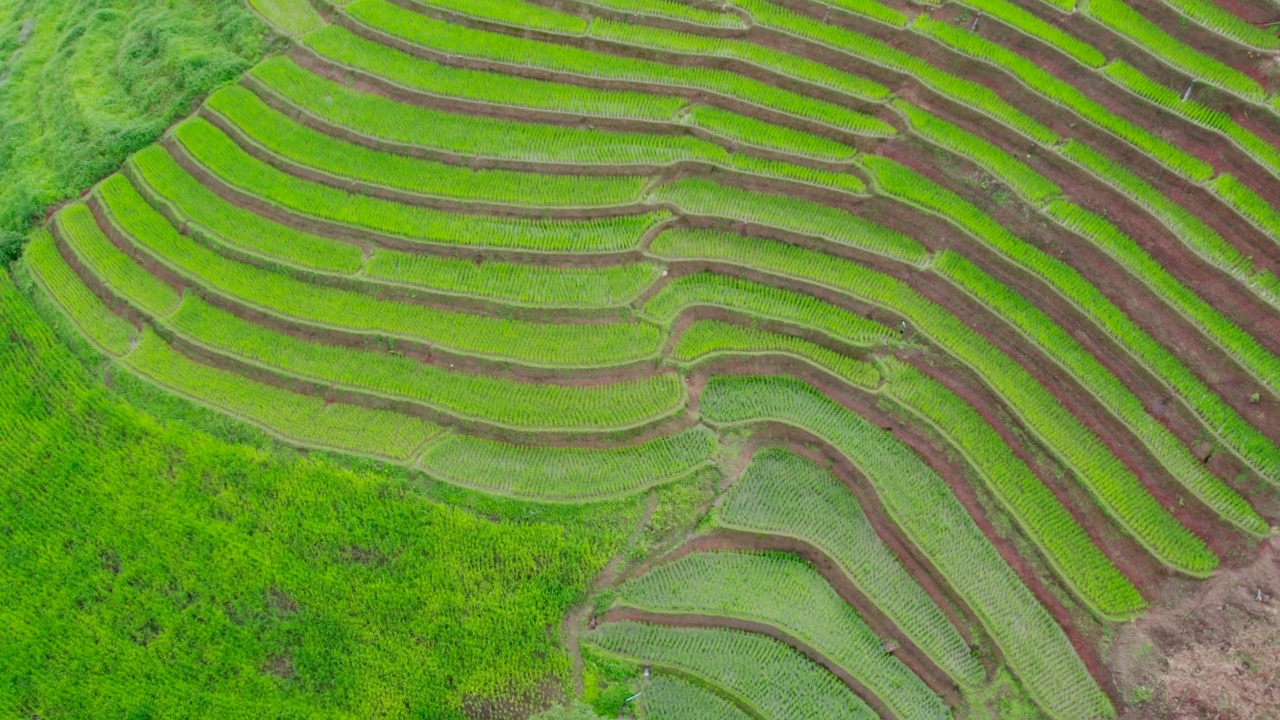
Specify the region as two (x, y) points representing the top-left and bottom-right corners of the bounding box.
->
(0, 267), (644, 717)
(0, 0), (272, 261)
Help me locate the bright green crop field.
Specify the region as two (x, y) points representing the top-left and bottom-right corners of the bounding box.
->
(5, 0), (1279, 717)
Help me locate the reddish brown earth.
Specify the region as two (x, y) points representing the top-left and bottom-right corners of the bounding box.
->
(1108, 535), (1280, 720)
(603, 606), (899, 719)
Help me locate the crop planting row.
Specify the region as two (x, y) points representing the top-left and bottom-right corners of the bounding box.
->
(174, 117), (671, 254)
(133, 146), (663, 309)
(298, 28), (857, 162)
(577, 0), (749, 29)
(1100, 61), (1280, 181)
(639, 674), (752, 720)
(641, 272), (901, 349)
(1055, 138), (1280, 306)
(649, 227), (1218, 574)
(956, 0), (1105, 66)
(208, 86), (651, 208)
(586, 621), (875, 720)
(647, 182), (928, 266)
(416, 426), (716, 500)
(96, 175), (667, 369)
(131, 144), (366, 274)
(889, 106), (1280, 479)
(912, 15), (1213, 182)
(671, 319), (882, 390)
(1082, 0), (1269, 103)
(344, 0), (888, 135)
(699, 374), (1114, 720)
(616, 549), (947, 719)
(1156, 0), (1280, 50)
(252, 54), (864, 189)
(715, 448), (985, 687)
(55, 205), (180, 319)
(1211, 174), (1280, 245)
(935, 251), (1265, 535)
(125, 327), (439, 461)
(24, 230), (139, 358)
(877, 356), (1147, 618)
(861, 155), (1280, 486)
(165, 296), (686, 432)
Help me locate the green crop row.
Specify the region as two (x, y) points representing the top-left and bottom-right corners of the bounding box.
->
(720, 154), (868, 194)
(130, 145), (365, 274)
(55, 204), (181, 319)
(894, 100), (1061, 204)
(409, 0), (588, 35)
(581, 0), (748, 28)
(305, 24), (860, 162)
(303, 26), (685, 120)
(880, 102), (1280, 482)
(683, 104), (857, 161)
(96, 174), (667, 369)
(256, 54), (858, 182)
(724, 0), (1060, 145)
(24, 229), (138, 357)
(166, 296), (685, 432)
(641, 270), (899, 348)
(1157, 0), (1280, 50)
(250, 0), (323, 36)
(641, 674), (752, 720)
(912, 15), (1214, 182)
(346, 0), (888, 134)
(587, 621), (874, 720)
(1055, 139), (1272, 291)
(651, 226), (1219, 574)
(648, 178), (929, 266)
(125, 328), (439, 460)
(1101, 60), (1280, 180)
(207, 86), (649, 208)
(133, 142), (660, 308)
(618, 549), (947, 719)
(878, 356), (1146, 618)
(863, 153), (1280, 486)
(174, 117), (670, 253)
(672, 319), (881, 389)
(934, 251), (1267, 535)
(363, 252), (661, 308)
(417, 425), (716, 500)
(701, 374), (1115, 720)
(715, 448), (984, 687)
(1045, 201), (1280, 477)
(958, 0), (1105, 66)
(1083, 0), (1268, 103)
(822, 0), (908, 27)
(585, 17), (893, 106)
(1211, 174), (1280, 245)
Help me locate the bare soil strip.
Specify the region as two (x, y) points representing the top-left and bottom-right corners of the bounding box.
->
(601, 606), (900, 720)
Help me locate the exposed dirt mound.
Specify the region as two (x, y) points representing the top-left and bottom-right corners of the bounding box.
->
(1110, 536), (1280, 720)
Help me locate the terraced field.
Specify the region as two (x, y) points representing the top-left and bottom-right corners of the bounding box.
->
(18, 0), (1280, 716)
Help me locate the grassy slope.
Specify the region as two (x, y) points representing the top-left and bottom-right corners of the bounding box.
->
(0, 267), (642, 718)
(0, 0), (277, 259)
